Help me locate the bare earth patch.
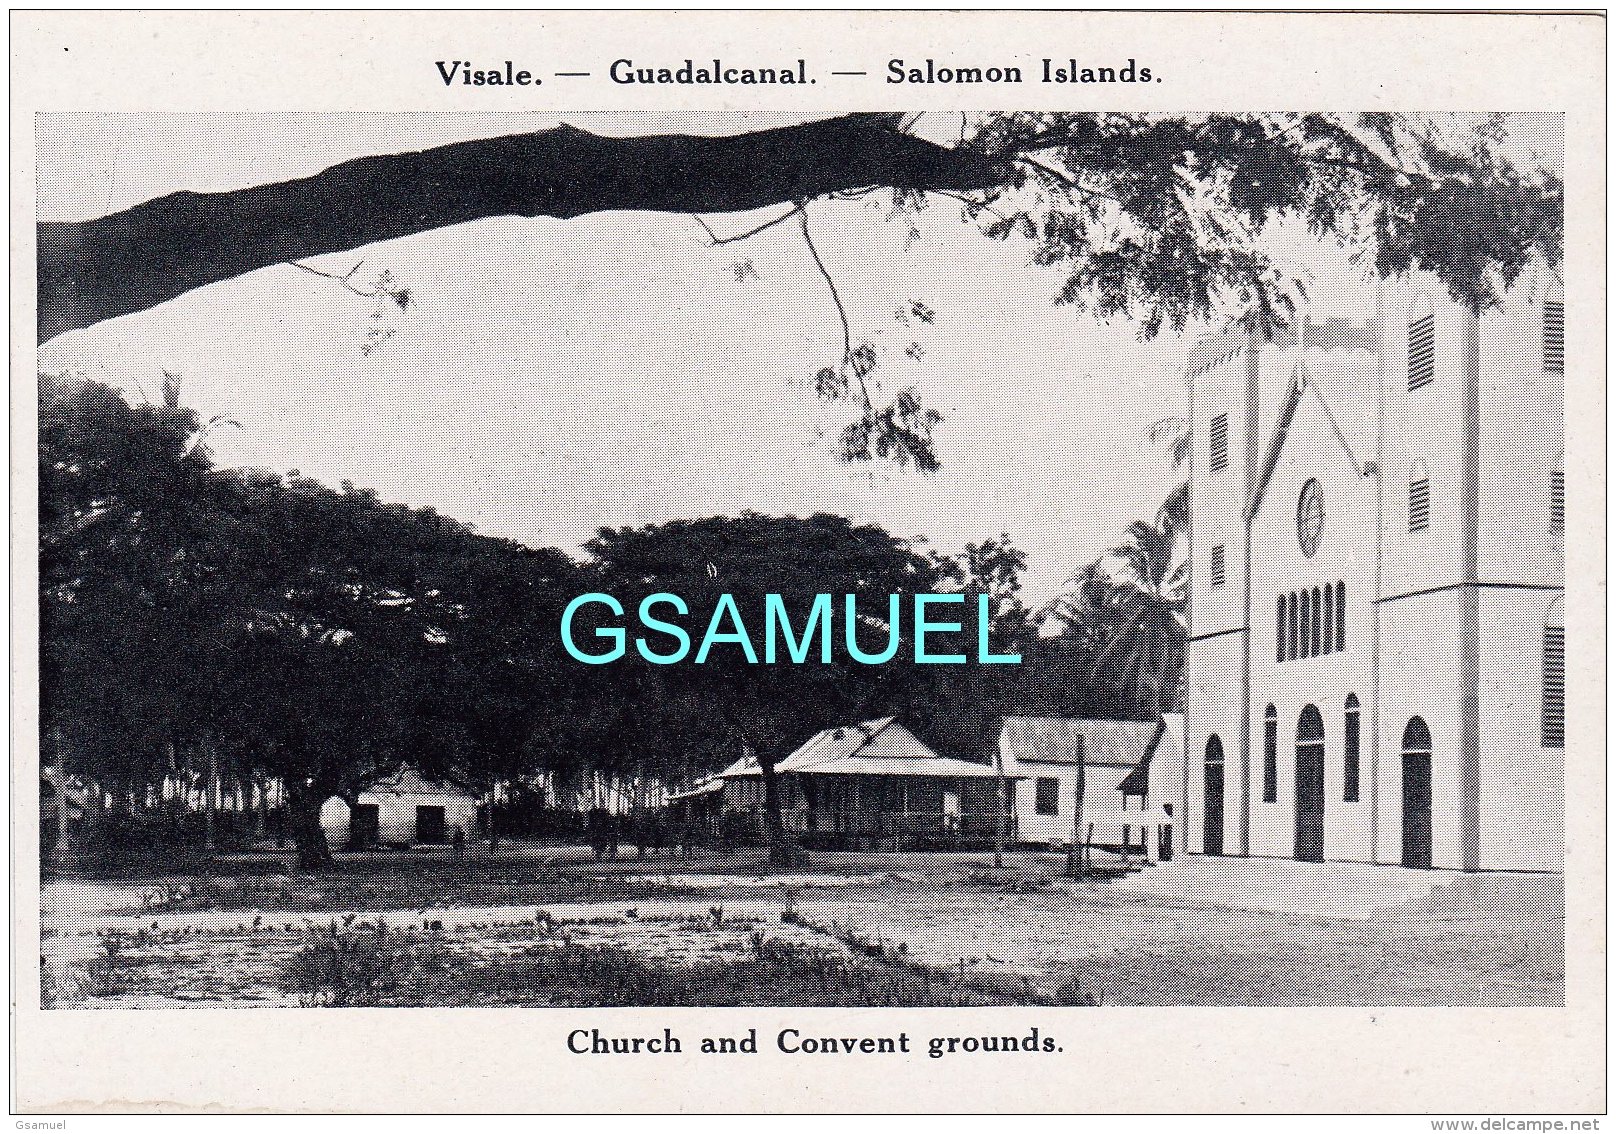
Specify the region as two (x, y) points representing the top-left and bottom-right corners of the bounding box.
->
(40, 849), (1562, 1008)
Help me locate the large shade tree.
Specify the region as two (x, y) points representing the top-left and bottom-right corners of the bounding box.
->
(580, 511), (946, 865)
(40, 372), (596, 868)
(39, 375), (225, 825)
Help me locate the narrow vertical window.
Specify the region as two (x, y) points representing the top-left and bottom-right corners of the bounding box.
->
(1311, 586), (1323, 657)
(1287, 592), (1298, 661)
(1292, 591), (1305, 662)
(1408, 312), (1435, 390)
(1344, 694), (1361, 802)
(1263, 705), (1278, 803)
(1322, 584), (1333, 655)
(1551, 468), (1565, 537)
(1409, 463), (1430, 532)
(1543, 625), (1565, 748)
(1336, 581), (1347, 651)
(1544, 301), (1564, 374)
(1209, 413), (1228, 473)
(1276, 596), (1286, 663)
(1210, 544), (1226, 589)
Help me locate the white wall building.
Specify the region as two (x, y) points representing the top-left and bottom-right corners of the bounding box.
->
(1183, 270), (1564, 872)
(320, 769), (479, 849)
(1001, 715), (1181, 858)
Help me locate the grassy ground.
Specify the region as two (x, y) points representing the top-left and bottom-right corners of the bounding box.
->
(40, 844), (1563, 1008)
(44, 902), (1056, 1008)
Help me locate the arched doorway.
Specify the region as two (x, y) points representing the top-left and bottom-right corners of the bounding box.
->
(1401, 717), (1433, 868)
(1203, 735), (1225, 856)
(1294, 705), (1325, 862)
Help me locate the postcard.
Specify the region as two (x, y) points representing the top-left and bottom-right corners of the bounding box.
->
(11, 9), (1605, 1117)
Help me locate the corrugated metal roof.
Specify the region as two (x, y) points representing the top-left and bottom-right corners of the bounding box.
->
(666, 779), (725, 802)
(787, 753), (1004, 779)
(1000, 717), (1163, 768)
(721, 718), (1006, 780)
(364, 768), (476, 799)
(779, 716), (903, 771)
(712, 752), (760, 779)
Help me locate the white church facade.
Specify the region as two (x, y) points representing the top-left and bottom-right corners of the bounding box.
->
(1182, 270), (1564, 872)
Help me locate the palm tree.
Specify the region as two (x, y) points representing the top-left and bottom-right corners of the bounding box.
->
(1147, 416), (1190, 542)
(1045, 504), (1187, 722)
(1146, 415), (1190, 474)
(1096, 510), (1188, 720)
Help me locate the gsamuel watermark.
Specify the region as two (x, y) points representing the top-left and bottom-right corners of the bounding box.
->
(561, 592), (1022, 666)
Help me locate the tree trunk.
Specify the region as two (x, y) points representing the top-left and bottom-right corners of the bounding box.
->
(38, 114), (1010, 342)
(486, 780), (501, 854)
(286, 785), (334, 871)
(253, 778), (268, 841)
(755, 751), (804, 868)
(48, 728), (76, 870)
(203, 742), (218, 853)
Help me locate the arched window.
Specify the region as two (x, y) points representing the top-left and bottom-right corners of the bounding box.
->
(1402, 716), (1431, 753)
(1344, 694), (1361, 802)
(1544, 599), (1565, 749)
(1298, 704), (1325, 745)
(1336, 581), (1347, 650)
(1409, 461), (1431, 532)
(1310, 587), (1323, 657)
(1401, 717), (1433, 869)
(1276, 596), (1286, 663)
(1295, 705), (1327, 862)
(1263, 706), (1278, 803)
(1409, 301), (1435, 391)
(1203, 735), (1225, 856)
(1322, 584), (1334, 655)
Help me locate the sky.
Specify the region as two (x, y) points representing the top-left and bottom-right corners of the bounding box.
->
(34, 111), (1559, 604)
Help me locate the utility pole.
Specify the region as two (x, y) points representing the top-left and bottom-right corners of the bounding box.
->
(1065, 735), (1087, 878)
(992, 735), (1007, 870)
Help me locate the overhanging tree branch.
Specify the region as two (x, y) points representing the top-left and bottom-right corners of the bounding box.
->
(39, 113), (1011, 342)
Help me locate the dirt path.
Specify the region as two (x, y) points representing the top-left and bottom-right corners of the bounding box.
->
(40, 858), (1564, 1008)
(793, 875), (1563, 1005)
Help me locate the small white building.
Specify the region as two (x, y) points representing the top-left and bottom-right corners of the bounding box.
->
(319, 769), (479, 849)
(1000, 716), (1179, 859)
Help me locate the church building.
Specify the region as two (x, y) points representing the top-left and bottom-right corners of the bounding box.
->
(1182, 270), (1564, 872)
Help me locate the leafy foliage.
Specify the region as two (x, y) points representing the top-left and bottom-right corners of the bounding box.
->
(1041, 506), (1187, 721)
(958, 112), (1560, 337)
(40, 373), (588, 867)
(812, 113), (1559, 470)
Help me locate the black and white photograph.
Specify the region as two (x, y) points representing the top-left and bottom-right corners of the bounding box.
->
(31, 101), (1572, 1019)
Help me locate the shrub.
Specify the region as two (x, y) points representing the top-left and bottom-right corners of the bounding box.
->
(277, 933), (447, 1006)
